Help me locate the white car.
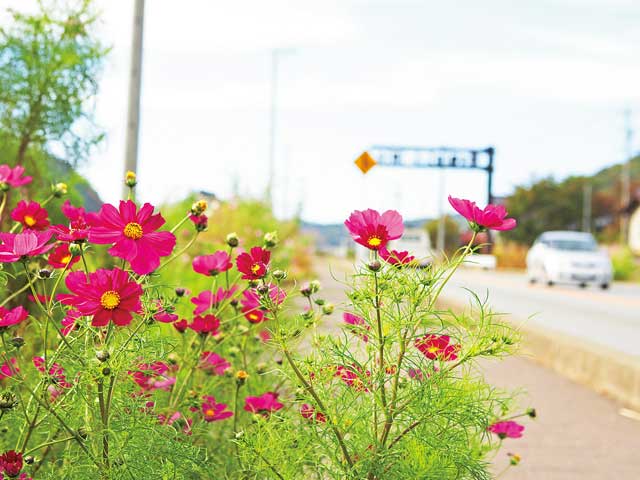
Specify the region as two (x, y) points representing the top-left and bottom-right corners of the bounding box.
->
(526, 231), (612, 289)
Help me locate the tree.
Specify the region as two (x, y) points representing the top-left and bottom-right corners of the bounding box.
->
(0, 0), (108, 169)
(424, 215), (460, 255)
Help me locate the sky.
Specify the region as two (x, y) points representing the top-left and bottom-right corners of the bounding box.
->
(4, 0), (640, 223)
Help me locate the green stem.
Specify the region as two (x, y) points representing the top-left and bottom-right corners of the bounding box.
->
(169, 213), (191, 234)
(24, 434), (75, 456)
(0, 282), (31, 308)
(148, 232), (198, 277)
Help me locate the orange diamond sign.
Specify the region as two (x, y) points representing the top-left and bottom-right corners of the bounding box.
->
(354, 151), (377, 174)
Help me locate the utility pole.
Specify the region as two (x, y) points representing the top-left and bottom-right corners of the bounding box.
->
(620, 109), (634, 243)
(123, 0), (145, 198)
(266, 49), (280, 206)
(582, 182), (592, 233)
(436, 169), (446, 254)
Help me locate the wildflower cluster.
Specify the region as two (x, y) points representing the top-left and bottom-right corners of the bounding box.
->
(0, 164), (532, 479)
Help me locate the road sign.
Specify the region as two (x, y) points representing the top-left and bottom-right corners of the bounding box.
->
(354, 151), (377, 174)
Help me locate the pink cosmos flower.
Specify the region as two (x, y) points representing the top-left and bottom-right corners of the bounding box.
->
(199, 351), (231, 375)
(408, 368), (425, 381)
(236, 246), (270, 280)
(57, 269), (143, 327)
(344, 209), (403, 250)
(87, 200), (177, 275)
(258, 330), (272, 343)
(0, 164), (32, 189)
(147, 299), (178, 323)
(0, 230), (55, 263)
(241, 289), (265, 324)
(201, 395), (233, 422)
(300, 404), (326, 423)
(33, 357), (73, 389)
(0, 358), (18, 379)
(0, 449), (24, 478)
(187, 314), (221, 336)
(129, 361), (176, 392)
(191, 286), (238, 315)
(448, 196), (516, 232)
(193, 251), (232, 276)
(0, 306), (28, 329)
(47, 243), (80, 269)
(52, 200), (91, 243)
(335, 365), (371, 392)
(61, 309), (81, 336)
(415, 334), (460, 361)
(173, 319), (188, 333)
(10, 201), (49, 231)
(244, 392), (284, 415)
(379, 247), (415, 266)
(488, 420), (525, 439)
(343, 312), (370, 342)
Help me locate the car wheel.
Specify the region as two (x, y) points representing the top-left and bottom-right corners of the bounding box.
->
(579, 282), (587, 289)
(547, 280), (554, 287)
(600, 283), (609, 290)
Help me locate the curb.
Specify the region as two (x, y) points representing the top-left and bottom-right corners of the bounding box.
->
(443, 299), (640, 411)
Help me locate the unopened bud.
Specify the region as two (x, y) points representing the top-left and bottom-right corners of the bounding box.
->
(300, 286), (312, 297)
(0, 182), (8, 192)
(314, 298), (325, 306)
(508, 453), (521, 466)
(367, 260), (381, 272)
(256, 284), (269, 295)
(77, 427), (88, 439)
(102, 367), (111, 376)
(526, 408), (537, 418)
(52, 182), (68, 197)
(0, 392), (18, 412)
(175, 287), (186, 297)
(321, 303), (334, 315)
(256, 362), (267, 374)
(24, 455), (34, 465)
(125, 171), (137, 188)
(190, 199), (208, 216)
(68, 243), (82, 257)
(226, 232), (239, 248)
(10, 337), (24, 349)
(96, 350), (110, 363)
(272, 269), (287, 281)
(263, 231), (278, 248)
(38, 268), (52, 279)
(309, 280), (321, 294)
(248, 279), (259, 288)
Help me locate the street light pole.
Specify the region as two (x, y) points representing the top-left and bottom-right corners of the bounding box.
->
(123, 0), (145, 198)
(266, 49), (280, 206)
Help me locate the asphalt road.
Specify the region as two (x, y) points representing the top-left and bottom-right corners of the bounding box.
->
(443, 269), (640, 357)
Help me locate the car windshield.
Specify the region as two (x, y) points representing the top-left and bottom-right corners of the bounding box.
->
(546, 239), (597, 252)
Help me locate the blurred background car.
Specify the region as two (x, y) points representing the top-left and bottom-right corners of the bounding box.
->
(526, 231), (613, 289)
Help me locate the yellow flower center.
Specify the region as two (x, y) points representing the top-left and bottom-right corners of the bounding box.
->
(205, 408), (215, 417)
(24, 215), (37, 227)
(250, 263), (261, 274)
(60, 254), (72, 265)
(123, 222), (143, 240)
(100, 290), (121, 310)
(367, 236), (382, 247)
(248, 313), (259, 321)
(427, 346), (440, 354)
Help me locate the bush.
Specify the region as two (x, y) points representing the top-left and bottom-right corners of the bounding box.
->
(0, 168), (532, 479)
(611, 247), (639, 281)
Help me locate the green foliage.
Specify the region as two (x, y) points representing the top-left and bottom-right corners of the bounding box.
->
(611, 247), (639, 281)
(0, 0), (109, 166)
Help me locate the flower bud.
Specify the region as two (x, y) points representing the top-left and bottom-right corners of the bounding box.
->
(230, 299), (239, 308)
(77, 427), (88, 439)
(235, 370), (249, 386)
(24, 455), (34, 465)
(256, 284), (269, 295)
(0, 392), (18, 412)
(321, 303), (334, 315)
(102, 367), (111, 376)
(309, 280), (321, 294)
(190, 199), (208, 216)
(10, 337), (24, 349)
(301, 310), (314, 321)
(275, 357), (283, 366)
(367, 260), (382, 272)
(226, 232), (239, 248)
(38, 268), (52, 279)
(68, 243), (83, 257)
(52, 182), (68, 197)
(314, 298), (325, 306)
(125, 170), (137, 188)
(263, 231), (278, 248)
(508, 453), (521, 466)
(248, 279), (259, 288)
(236, 325), (249, 335)
(526, 408), (537, 418)
(272, 269), (287, 281)
(96, 350), (110, 363)
(300, 286), (312, 297)
(0, 182), (8, 192)
(175, 287), (186, 297)
(227, 346), (240, 358)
